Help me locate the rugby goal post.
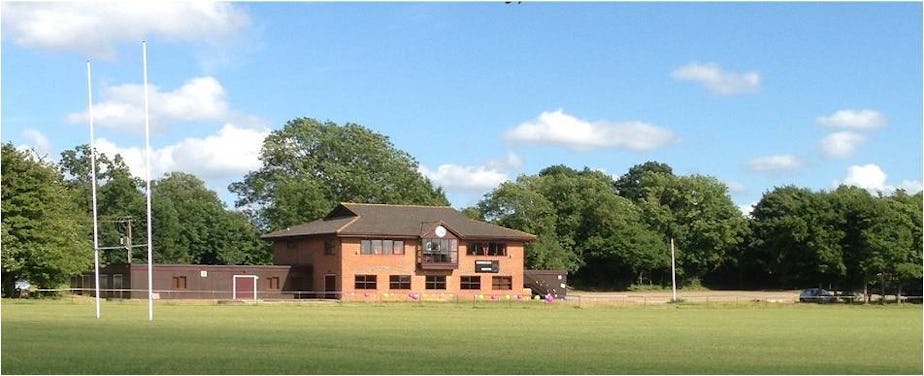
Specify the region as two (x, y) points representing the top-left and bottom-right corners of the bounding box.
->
(232, 275), (259, 301)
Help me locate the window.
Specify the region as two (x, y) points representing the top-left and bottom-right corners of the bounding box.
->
(354, 275), (377, 290)
(467, 242), (507, 256)
(172, 276), (187, 290)
(460, 276), (481, 290)
(286, 240), (297, 248)
(324, 240), (336, 255)
(422, 238), (458, 263)
(360, 239), (405, 255)
(492, 276), (512, 290)
(389, 275), (411, 290)
(267, 277), (281, 290)
(425, 275), (446, 290)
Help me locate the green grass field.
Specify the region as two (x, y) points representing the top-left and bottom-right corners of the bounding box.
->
(2, 298), (921, 374)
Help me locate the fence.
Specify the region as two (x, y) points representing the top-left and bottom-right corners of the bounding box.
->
(23, 288), (923, 306)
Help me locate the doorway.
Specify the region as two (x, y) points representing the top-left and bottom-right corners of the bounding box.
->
(324, 274), (338, 299)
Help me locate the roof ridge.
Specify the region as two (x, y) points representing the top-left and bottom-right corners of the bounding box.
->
(341, 202), (453, 209)
(335, 215), (361, 234)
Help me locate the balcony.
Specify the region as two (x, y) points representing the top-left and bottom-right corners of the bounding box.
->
(417, 249), (458, 270)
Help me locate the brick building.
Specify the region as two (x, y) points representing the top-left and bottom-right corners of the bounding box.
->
(263, 203), (537, 301)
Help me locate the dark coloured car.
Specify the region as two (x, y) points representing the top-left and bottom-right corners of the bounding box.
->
(799, 288), (836, 303)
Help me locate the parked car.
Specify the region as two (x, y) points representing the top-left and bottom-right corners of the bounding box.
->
(799, 288), (836, 303)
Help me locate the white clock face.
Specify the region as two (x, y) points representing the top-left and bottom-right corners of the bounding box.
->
(434, 225), (447, 238)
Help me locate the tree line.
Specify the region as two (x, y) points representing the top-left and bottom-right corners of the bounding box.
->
(2, 117), (920, 297)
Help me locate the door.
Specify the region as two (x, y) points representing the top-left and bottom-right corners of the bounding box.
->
(324, 274), (338, 299)
(112, 274), (123, 299)
(233, 275), (258, 300)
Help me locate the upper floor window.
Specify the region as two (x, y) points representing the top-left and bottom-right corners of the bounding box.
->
(467, 242), (507, 256)
(324, 239), (337, 255)
(422, 238), (457, 263)
(361, 239), (405, 255)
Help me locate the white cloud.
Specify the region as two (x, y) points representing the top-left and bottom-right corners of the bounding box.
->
(834, 164), (923, 195)
(17, 129), (52, 157)
(170, 124), (269, 179)
(92, 123), (269, 181)
(419, 153), (523, 191)
(898, 180), (924, 195)
(726, 181), (748, 194)
(835, 164), (889, 192)
(897, 180), (923, 194)
(746, 155), (803, 174)
(738, 201), (758, 218)
(816, 109), (887, 130)
(67, 76), (229, 133)
(504, 109), (678, 151)
(1, 2), (250, 58)
(819, 131), (866, 159)
(671, 62), (761, 95)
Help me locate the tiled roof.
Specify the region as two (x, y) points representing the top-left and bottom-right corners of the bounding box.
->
(261, 202), (536, 241)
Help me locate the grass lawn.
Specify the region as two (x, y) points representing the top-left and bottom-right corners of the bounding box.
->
(2, 298), (921, 374)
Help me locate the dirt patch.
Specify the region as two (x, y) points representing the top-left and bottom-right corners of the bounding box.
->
(565, 290), (801, 305)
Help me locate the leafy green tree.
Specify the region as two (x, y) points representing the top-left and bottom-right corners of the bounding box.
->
(59, 145), (145, 263)
(2, 144), (92, 295)
(154, 172), (269, 265)
(614, 161), (674, 201)
(832, 186), (922, 298)
(477, 179), (577, 271)
(887, 190), (923, 295)
(230, 118), (449, 231)
(748, 186), (845, 288)
(477, 167), (667, 287)
(636, 173), (748, 285)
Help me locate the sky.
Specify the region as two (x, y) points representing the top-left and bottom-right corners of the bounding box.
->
(3, 1), (922, 214)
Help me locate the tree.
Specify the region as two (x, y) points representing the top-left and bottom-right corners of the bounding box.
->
(477, 167), (666, 288)
(477, 179), (577, 271)
(154, 172), (269, 265)
(832, 186), (922, 299)
(2, 144), (92, 295)
(230, 118), (449, 231)
(614, 161), (674, 201)
(636, 173), (748, 285)
(748, 186), (845, 288)
(59, 145), (145, 263)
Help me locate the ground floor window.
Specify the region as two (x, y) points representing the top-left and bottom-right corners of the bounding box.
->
(354, 275), (377, 290)
(492, 276), (512, 290)
(389, 275), (411, 290)
(425, 275), (446, 290)
(460, 276), (481, 290)
(267, 276), (281, 290)
(172, 276), (187, 290)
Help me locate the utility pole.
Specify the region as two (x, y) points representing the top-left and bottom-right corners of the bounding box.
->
(670, 238), (677, 302)
(124, 218), (133, 264)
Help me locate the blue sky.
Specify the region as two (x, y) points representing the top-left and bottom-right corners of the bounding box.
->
(3, 2), (922, 214)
